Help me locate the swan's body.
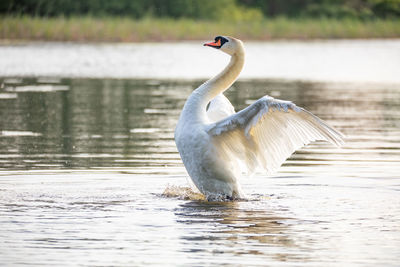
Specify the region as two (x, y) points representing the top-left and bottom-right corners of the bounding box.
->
(175, 36), (344, 201)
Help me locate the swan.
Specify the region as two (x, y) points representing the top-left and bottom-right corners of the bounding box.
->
(174, 36), (344, 201)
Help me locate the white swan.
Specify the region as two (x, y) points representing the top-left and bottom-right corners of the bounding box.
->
(175, 36), (344, 201)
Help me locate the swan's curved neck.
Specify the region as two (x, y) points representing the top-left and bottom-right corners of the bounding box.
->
(200, 48), (245, 103)
(179, 43), (245, 124)
(206, 51), (244, 98)
(187, 45), (244, 118)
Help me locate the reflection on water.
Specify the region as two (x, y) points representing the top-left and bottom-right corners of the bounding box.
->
(1, 172), (398, 266)
(1, 77), (399, 174)
(0, 78), (185, 169)
(0, 77), (400, 266)
(175, 201), (296, 254)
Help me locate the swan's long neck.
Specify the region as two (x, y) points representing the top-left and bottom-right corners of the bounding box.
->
(185, 43), (245, 123)
(202, 49), (245, 101)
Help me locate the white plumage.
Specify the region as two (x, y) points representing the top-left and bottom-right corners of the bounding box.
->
(175, 36), (344, 201)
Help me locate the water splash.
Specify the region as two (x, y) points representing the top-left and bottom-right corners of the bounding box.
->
(162, 185), (269, 202)
(162, 185), (206, 201)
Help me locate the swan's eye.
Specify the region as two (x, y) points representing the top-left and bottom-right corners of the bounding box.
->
(216, 36), (229, 47)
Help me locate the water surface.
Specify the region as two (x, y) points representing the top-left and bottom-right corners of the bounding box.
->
(0, 76), (399, 266)
(0, 40), (400, 266)
(1, 40), (399, 83)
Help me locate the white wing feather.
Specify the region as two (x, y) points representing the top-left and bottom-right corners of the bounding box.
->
(206, 93), (235, 122)
(206, 96), (344, 174)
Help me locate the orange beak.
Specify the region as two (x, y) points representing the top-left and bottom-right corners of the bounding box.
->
(204, 39), (221, 48)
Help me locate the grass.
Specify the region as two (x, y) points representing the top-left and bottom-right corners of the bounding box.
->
(1, 15), (399, 42)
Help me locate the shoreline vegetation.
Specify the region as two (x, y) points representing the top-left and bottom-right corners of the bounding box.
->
(1, 16), (399, 43)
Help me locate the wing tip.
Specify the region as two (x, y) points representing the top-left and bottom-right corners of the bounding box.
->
(299, 107), (345, 148)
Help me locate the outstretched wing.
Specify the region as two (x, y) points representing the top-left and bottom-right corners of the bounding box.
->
(206, 96), (344, 174)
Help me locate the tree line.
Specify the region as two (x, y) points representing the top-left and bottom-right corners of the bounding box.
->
(1, 0), (399, 20)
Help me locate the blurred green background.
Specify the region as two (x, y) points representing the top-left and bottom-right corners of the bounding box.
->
(2, 0), (399, 20)
(1, 0), (399, 41)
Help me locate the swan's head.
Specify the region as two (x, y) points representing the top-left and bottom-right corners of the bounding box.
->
(204, 36), (243, 56)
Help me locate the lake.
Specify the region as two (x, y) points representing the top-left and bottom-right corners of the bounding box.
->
(0, 40), (399, 266)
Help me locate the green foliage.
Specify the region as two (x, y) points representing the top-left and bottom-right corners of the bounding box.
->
(299, 0), (400, 19)
(0, 0), (399, 19)
(0, 0), (250, 20)
(1, 15), (399, 42)
(369, 0), (400, 17)
(0, 0), (150, 17)
(219, 4), (263, 22)
(239, 0), (400, 19)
